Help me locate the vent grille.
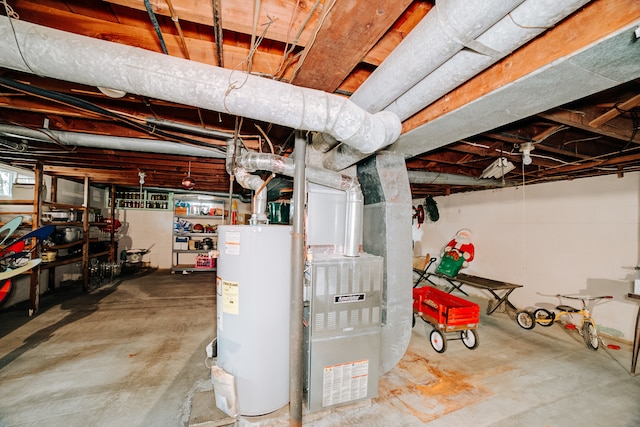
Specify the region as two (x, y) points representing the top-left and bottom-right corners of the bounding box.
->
(310, 255), (382, 337)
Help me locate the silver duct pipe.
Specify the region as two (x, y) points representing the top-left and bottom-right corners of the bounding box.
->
(349, 0), (526, 113)
(0, 124), (225, 158)
(232, 168), (268, 223)
(407, 170), (514, 187)
(310, 132), (340, 154)
(225, 139), (268, 223)
(0, 16), (400, 155)
(146, 117), (234, 140)
(228, 146), (363, 257)
(323, 0), (590, 171)
(386, 0), (591, 121)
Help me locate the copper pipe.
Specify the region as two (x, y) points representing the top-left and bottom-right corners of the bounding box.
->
(164, 0), (190, 59)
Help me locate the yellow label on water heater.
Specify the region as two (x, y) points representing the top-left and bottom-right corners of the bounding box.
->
(222, 280), (239, 315)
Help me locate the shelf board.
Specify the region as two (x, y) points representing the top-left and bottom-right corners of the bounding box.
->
(171, 264), (216, 273)
(40, 255), (82, 269)
(173, 249), (216, 254)
(47, 240), (84, 249)
(44, 202), (86, 210)
(40, 251), (111, 269)
(174, 214), (224, 220)
(0, 200), (34, 205)
(43, 221), (84, 227)
(90, 250), (111, 258)
(174, 232), (217, 237)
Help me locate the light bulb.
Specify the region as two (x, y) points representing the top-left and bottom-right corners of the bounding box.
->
(523, 152), (532, 165)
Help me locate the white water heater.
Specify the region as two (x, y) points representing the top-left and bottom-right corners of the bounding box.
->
(215, 225), (292, 416)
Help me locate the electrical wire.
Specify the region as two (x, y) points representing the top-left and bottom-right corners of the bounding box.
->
(164, 0), (190, 59)
(222, 17), (273, 113)
(2, 0), (37, 76)
(143, 0), (169, 54)
(290, 0), (337, 82)
(0, 76), (226, 154)
(274, 0), (321, 80)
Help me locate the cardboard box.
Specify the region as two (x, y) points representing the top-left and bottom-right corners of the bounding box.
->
(175, 236), (188, 250)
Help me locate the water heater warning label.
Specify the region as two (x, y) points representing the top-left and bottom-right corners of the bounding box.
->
(322, 360), (368, 407)
(224, 231), (241, 255)
(222, 280), (239, 315)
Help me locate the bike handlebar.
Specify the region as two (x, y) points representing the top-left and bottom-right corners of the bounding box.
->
(556, 294), (613, 301)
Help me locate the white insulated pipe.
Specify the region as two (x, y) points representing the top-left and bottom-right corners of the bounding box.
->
(349, 0), (526, 113)
(386, 0), (591, 121)
(0, 124), (225, 158)
(324, 0), (590, 171)
(0, 16), (401, 154)
(407, 170), (512, 186)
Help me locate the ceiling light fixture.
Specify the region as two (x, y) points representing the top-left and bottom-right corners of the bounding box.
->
(520, 142), (535, 165)
(182, 161), (195, 190)
(480, 157), (515, 179)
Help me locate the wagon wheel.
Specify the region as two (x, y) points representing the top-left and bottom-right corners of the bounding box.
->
(460, 329), (479, 350)
(430, 329), (447, 353)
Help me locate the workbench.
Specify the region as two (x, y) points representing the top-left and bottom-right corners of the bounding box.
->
(426, 272), (522, 315)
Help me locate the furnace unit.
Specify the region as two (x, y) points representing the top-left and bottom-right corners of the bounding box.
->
(304, 252), (383, 412)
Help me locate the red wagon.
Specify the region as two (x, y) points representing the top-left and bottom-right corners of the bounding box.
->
(412, 285), (480, 353)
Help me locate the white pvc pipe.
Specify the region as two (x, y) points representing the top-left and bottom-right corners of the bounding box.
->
(386, 0), (591, 121)
(0, 16), (401, 154)
(350, 0), (526, 113)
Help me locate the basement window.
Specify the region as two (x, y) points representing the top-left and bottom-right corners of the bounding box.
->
(0, 166), (35, 197)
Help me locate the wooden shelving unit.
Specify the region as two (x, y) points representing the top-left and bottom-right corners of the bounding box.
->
(1, 174), (116, 314)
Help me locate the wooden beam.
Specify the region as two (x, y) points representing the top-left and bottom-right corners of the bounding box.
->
(290, 0), (412, 92)
(13, 0), (284, 73)
(588, 93), (640, 128)
(403, 0), (640, 133)
(104, 0), (322, 46)
(538, 110), (640, 144)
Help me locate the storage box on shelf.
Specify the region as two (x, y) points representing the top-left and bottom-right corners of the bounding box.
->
(111, 190), (171, 210)
(171, 197), (224, 273)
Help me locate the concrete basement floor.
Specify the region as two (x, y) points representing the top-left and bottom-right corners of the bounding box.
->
(0, 270), (639, 427)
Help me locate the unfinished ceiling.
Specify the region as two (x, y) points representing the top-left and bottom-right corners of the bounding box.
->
(0, 0), (639, 198)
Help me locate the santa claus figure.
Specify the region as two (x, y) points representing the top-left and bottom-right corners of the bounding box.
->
(444, 228), (475, 268)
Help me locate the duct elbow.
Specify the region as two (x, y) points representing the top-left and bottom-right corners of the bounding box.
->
(339, 110), (402, 155)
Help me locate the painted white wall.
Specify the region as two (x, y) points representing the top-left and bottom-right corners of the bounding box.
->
(114, 209), (173, 268)
(412, 172), (640, 343)
(115, 197), (252, 269)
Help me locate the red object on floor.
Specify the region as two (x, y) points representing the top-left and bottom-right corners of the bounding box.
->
(607, 344), (621, 350)
(565, 323), (576, 330)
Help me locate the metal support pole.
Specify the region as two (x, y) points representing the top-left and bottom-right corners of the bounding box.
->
(289, 131), (306, 426)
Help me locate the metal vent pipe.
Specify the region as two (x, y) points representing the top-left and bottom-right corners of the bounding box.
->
(324, 0), (589, 171)
(0, 124), (225, 158)
(226, 142), (363, 257)
(385, 0), (591, 121)
(349, 0), (526, 113)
